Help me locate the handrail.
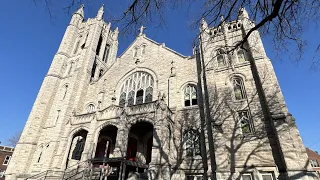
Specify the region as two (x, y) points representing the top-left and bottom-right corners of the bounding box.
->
(25, 170), (48, 179)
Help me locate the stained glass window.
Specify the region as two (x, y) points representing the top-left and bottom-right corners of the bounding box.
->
(119, 72), (154, 106)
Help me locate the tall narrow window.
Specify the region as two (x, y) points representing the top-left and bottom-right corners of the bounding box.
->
(2, 155), (11, 165)
(134, 47), (138, 57)
(71, 137), (86, 160)
(98, 69), (104, 78)
(145, 87), (153, 103)
(232, 76), (246, 100)
(238, 110), (253, 134)
(217, 54), (226, 67)
(103, 44), (110, 63)
(119, 72), (154, 106)
(96, 35), (103, 56)
(184, 129), (201, 156)
(136, 89), (144, 105)
(90, 60), (97, 81)
(184, 85), (197, 107)
(74, 41), (80, 54)
(237, 50), (246, 62)
(37, 151), (42, 163)
(62, 85), (68, 100)
(119, 92), (126, 106)
(141, 44), (146, 55)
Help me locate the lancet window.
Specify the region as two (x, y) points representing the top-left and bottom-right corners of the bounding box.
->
(232, 76), (246, 100)
(183, 129), (201, 156)
(238, 110), (253, 134)
(237, 50), (246, 62)
(184, 84), (197, 107)
(119, 72), (154, 106)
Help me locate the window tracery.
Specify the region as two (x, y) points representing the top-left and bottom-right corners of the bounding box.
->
(183, 129), (201, 156)
(87, 104), (95, 113)
(184, 84), (197, 107)
(119, 72), (154, 106)
(232, 76), (246, 100)
(238, 110), (253, 134)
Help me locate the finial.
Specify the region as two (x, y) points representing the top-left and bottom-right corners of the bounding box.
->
(239, 7), (249, 19)
(138, 25), (146, 36)
(220, 15), (225, 23)
(96, 4), (104, 20)
(74, 4), (84, 17)
(114, 27), (119, 39)
(200, 18), (208, 30)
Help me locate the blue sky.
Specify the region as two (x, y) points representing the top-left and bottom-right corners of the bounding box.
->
(0, 1), (319, 153)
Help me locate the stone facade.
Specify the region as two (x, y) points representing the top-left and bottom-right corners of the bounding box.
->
(5, 5), (318, 180)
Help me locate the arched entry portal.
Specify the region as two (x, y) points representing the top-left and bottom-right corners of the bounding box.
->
(66, 129), (88, 168)
(95, 125), (118, 158)
(126, 121), (153, 164)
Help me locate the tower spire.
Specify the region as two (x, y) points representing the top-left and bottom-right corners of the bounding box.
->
(239, 7), (249, 20)
(200, 18), (208, 30)
(96, 4), (104, 20)
(74, 4), (84, 17)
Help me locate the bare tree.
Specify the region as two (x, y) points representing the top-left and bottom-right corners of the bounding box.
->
(33, 0), (320, 68)
(7, 131), (22, 147)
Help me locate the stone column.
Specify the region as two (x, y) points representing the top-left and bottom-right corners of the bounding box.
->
(113, 127), (129, 158)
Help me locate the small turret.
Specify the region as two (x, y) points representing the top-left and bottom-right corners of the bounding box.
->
(200, 18), (208, 30)
(239, 7), (249, 20)
(70, 4), (84, 26)
(96, 4), (104, 20)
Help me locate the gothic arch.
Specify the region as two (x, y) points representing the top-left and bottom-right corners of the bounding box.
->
(115, 67), (158, 92)
(127, 118), (155, 130)
(224, 72), (247, 86)
(61, 127), (89, 169)
(179, 81), (198, 93)
(116, 70), (157, 106)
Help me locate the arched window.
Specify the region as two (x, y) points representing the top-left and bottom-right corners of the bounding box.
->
(184, 85), (197, 107)
(237, 50), (246, 62)
(87, 104), (95, 113)
(232, 76), (246, 100)
(217, 54), (226, 67)
(71, 136), (86, 160)
(119, 71), (154, 106)
(103, 44), (110, 63)
(134, 47), (138, 57)
(183, 129), (201, 156)
(238, 110), (253, 134)
(141, 44), (146, 55)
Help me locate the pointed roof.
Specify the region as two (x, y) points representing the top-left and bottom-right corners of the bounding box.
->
(239, 7), (249, 19)
(118, 35), (188, 59)
(74, 4), (84, 17)
(200, 18), (208, 30)
(96, 4), (104, 20)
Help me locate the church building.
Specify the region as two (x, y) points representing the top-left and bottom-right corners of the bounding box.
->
(5, 4), (318, 180)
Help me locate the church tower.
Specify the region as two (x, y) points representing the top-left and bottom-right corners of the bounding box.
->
(6, 5), (119, 179)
